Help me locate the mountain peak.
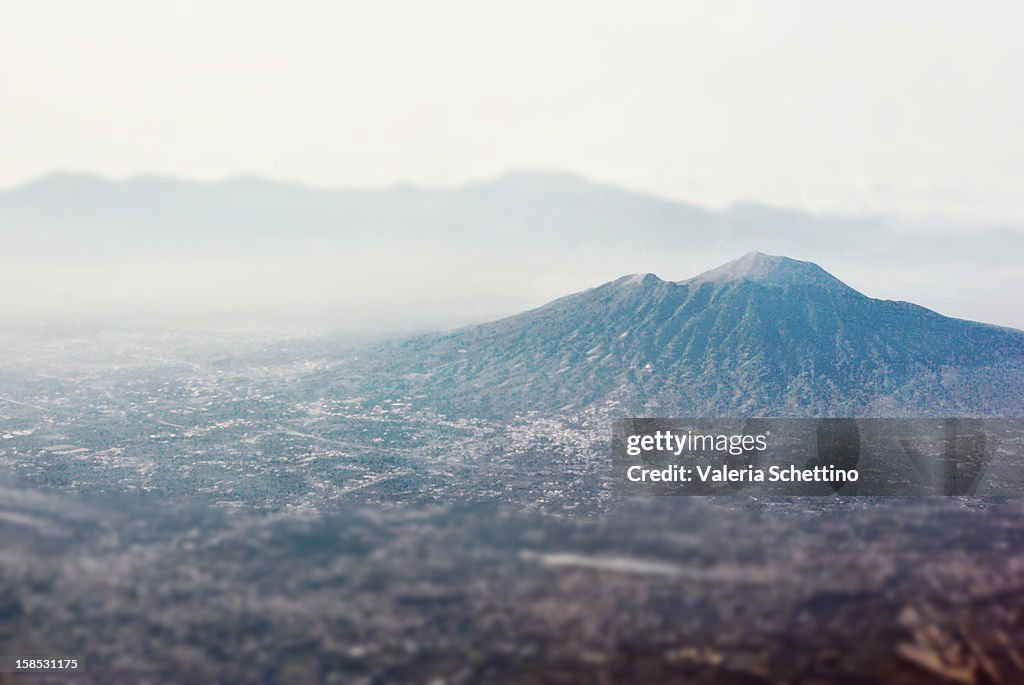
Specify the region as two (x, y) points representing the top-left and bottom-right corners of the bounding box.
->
(399, 249), (1024, 418)
(613, 272), (664, 287)
(683, 251), (847, 290)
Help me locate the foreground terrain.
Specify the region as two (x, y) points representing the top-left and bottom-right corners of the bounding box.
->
(3, 490), (1024, 684)
(1, 306), (1023, 683)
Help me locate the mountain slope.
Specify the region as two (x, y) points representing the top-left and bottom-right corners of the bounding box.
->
(383, 253), (1024, 417)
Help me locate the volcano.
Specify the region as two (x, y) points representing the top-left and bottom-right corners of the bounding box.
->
(386, 252), (1024, 417)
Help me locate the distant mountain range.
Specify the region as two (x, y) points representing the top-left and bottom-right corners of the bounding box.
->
(2, 171), (1023, 330)
(0, 170), (837, 247)
(372, 252), (1024, 417)
(2, 170), (1018, 261)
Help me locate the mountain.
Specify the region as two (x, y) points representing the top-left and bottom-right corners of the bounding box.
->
(378, 252), (1024, 417)
(4, 171), (1024, 330)
(0, 170), (866, 253)
(7, 170), (1014, 261)
(7, 171), (1020, 260)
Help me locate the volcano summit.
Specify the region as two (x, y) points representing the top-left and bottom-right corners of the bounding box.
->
(376, 252), (1024, 418)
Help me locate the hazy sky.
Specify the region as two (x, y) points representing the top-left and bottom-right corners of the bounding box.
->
(3, 0), (1023, 221)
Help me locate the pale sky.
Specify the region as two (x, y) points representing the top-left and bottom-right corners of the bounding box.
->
(3, 0), (1023, 222)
